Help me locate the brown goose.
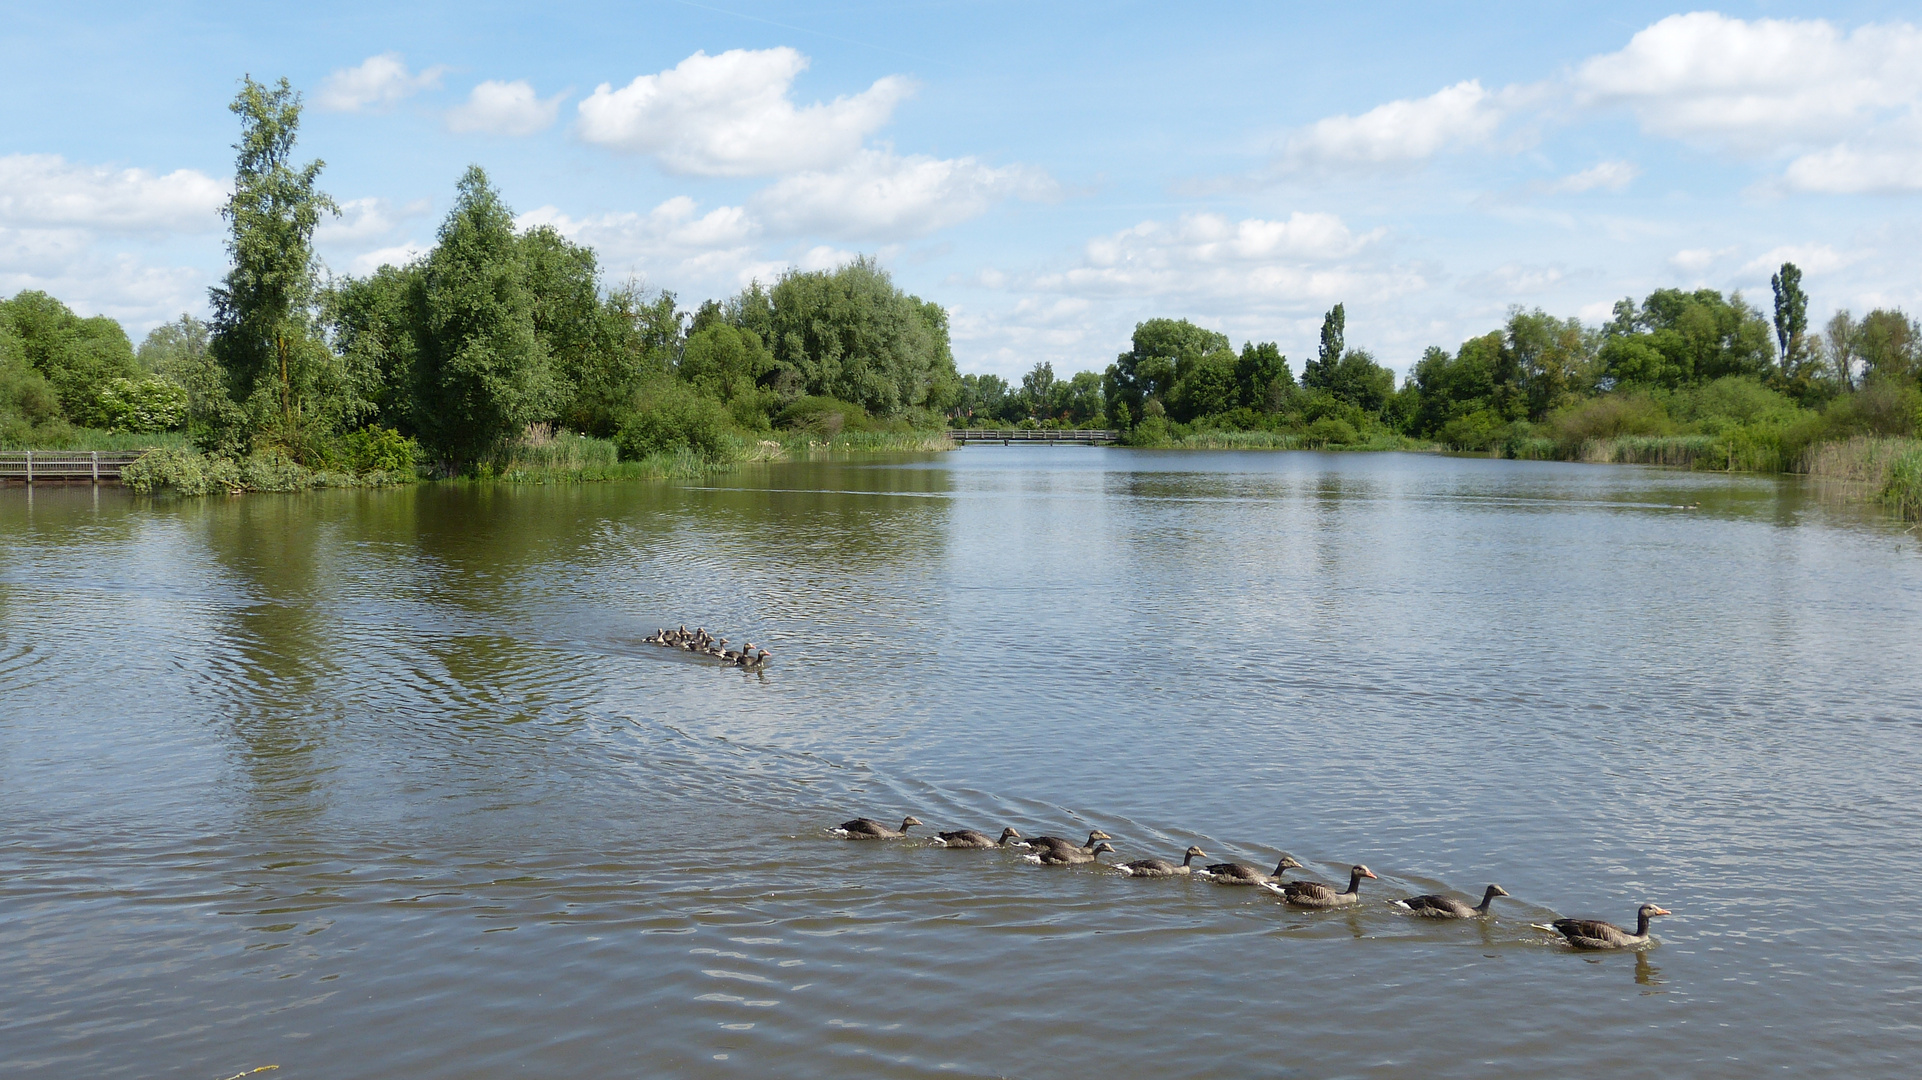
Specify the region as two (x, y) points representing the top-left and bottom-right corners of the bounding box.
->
(1029, 841), (1114, 866)
(1120, 846), (1209, 877)
(1022, 830), (1111, 858)
(935, 827), (1022, 849)
(1199, 855), (1303, 886)
(1270, 865), (1377, 907)
(1393, 884), (1509, 919)
(832, 815), (923, 839)
(1534, 904), (1670, 949)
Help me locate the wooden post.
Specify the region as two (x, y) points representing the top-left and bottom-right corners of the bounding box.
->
(23, 450), (30, 486)
(91, 451), (99, 485)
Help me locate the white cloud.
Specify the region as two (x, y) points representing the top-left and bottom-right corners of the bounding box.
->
(345, 243), (429, 276)
(1670, 247), (1735, 273)
(1035, 212), (1414, 308)
(315, 197), (429, 244)
(446, 80), (567, 137)
(1575, 13), (1922, 154)
(1740, 244), (1859, 276)
(0, 154), (225, 232)
(576, 48), (913, 176)
(317, 53), (444, 113)
(1278, 80), (1510, 170)
(1463, 263), (1568, 296)
(517, 196), (763, 285)
(1780, 119), (1922, 193)
(752, 150), (1055, 239)
(1545, 160), (1640, 194)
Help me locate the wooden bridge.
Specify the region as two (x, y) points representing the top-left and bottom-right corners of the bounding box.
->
(0, 451), (147, 485)
(949, 429), (1119, 446)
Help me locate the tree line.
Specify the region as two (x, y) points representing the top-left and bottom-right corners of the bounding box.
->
(957, 278), (1918, 457)
(1, 77), (960, 473)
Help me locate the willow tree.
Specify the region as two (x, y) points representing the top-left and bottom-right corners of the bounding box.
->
(207, 77), (367, 458)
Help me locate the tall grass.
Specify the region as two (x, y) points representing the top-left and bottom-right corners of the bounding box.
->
(0, 427), (192, 452)
(1803, 435), (1922, 522)
(486, 425), (954, 484)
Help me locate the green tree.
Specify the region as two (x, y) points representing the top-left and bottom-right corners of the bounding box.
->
(0, 290), (140, 424)
(1104, 317), (1228, 425)
(1302, 303), (1345, 391)
(1600, 289), (1773, 390)
(411, 166), (560, 470)
(1020, 361), (1059, 420)
(1770, 263), (1807, 368)
(761, 257), (955, 417)
(1857, 309), (1920, 385)
(1234, 341), (1292, 410)
(208, 76), (367, 459)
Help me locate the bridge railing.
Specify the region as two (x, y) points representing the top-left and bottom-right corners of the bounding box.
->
(949, 429), (1119, 445)
(0, 451), (148, 484)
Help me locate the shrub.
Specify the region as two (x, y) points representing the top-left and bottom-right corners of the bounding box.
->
(774, 395), (871, 435)
(1549, 393), (1672, 446)
(1304, 417), (1360, 446)
(89, 377), (189, 433)
(617, 382), (734, 460)
(336, 426), (420, 474)
(123, 447), (241, 495)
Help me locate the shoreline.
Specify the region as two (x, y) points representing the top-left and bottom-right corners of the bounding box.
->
(9, 431), (1916, 522)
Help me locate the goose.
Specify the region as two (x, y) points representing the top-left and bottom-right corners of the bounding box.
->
(832, 815), (923, 839)
(1534, 904), (1670, 949)
(1023, 831), (1111, 858)
(1269, 865), (1377, 908)
(935, 827), (1021, 849)
(1393, 884), (1509, 919)
(1199, 855), (1303, 886)
(1028, 841), (1115, 866)
(1120, 846), (1208, 877)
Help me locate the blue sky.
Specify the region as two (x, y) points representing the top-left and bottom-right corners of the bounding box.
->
(4, 1), (1920, 379)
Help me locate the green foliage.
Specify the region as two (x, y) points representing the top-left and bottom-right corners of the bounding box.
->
(617, 380), (733, 460)
(91, 377), (189, 433)
(336, 425), (420, 474)
(1304, 416), (1359, 446)
(760, 257), (956, 415)
(0, 290), (141, 424)
(123, 447), (242, 495)
(208, 76), (370, 460)
(775, 394), (871, 435)
(1601, 288), (1773, 390)
(411, 166), (562, 470)
(1106, 317), (1229, 425)
(1302, 303), (1345, 391)
(1856, 309), (1920, 385)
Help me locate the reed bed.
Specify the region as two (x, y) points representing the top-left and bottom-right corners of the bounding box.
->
(1803, 436), (1922, 522)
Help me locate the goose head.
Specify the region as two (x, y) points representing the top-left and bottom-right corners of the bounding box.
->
(1185, 846), (1207, 859)
(900, 816), (924, 832)
(996, 828), (1022, 844)
(1639, 904), (1671, 919)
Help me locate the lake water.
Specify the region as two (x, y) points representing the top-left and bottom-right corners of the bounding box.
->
(4, 448), (1920, 1079)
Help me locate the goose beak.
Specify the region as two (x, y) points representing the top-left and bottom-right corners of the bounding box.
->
(1360, 868), (1377, 879)
(1651, 906), (1671, 916)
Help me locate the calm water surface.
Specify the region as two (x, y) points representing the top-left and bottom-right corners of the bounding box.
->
(3, 449), (1920, 1078)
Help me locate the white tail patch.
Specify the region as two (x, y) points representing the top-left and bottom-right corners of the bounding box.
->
(1390, 899), (1412, 910)
(1530, 923), (1560, 933)
(828, 828), (851, 838)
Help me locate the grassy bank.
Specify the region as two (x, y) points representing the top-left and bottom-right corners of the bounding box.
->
(107, 427), (957, 494)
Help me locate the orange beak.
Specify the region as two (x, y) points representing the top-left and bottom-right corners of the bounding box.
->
(1651, 906), (1671, 915)
(1361, 868), (1377, 879)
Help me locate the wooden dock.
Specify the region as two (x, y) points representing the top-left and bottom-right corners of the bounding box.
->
(0, 451), (147, 485)
(949, 429), (1118, 446)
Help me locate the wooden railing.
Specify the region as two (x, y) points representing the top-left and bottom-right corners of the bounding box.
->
(0, 451), (147, 485)
(949, 429), (1119, 445)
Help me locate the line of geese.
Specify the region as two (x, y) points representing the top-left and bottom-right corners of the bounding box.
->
(644, 626), (773, 669)
(833, 814), (1671, 951)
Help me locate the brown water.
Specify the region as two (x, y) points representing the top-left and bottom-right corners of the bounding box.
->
(3, 448), (1921, 1079)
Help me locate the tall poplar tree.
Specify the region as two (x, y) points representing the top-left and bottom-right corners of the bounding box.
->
(1771, 262), (1808, 369)
(207, 76), (364, 458)
(1303, 303), (1344, 391)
